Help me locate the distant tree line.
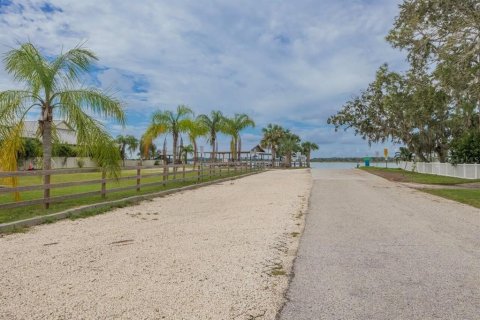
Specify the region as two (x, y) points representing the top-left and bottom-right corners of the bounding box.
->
(260, 124), (318, 167)
(328, 0), (480, 164)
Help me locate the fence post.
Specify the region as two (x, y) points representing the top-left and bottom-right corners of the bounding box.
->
(136, 167), (141, 192)
(101, 170), (106, 199)
(43, 170), (51, 209)
(162, 165), (167, 186)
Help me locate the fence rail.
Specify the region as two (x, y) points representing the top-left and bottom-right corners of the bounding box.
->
(399, 161), (480, 179)
(0, 162), (265, 210)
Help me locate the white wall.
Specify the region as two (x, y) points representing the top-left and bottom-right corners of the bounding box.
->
(19, 158), (160, 170)
(400, 161), (480, 179)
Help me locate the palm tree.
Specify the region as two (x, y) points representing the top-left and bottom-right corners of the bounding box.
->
(184, 118), (208, 168)
(223, 114), (255, 161)
(0, 42), (125, 207)
(261, 124), (286, 167)
(301, 141), (319, 168)
(197, 110), (224, 162)
(139, 136), (157, 160)
(143, 105), (193, 165)
(116, 135), (139, 165)
(180, 144), (194, 164)
(278, 131), (301, 167)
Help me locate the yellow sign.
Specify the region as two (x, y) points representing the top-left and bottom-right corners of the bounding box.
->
(383, 148), (389, 158)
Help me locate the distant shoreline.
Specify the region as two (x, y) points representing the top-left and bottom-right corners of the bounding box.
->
(311, 158), (393, 163)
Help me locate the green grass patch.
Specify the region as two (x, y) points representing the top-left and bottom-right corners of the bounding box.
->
(423, 189), (480, 209)
(269, 262), (286, 276)
(361, 167), (480, 185)
(0, 168), (254, 224)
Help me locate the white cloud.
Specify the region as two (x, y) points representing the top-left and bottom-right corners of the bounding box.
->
(0, 0), (406, 156)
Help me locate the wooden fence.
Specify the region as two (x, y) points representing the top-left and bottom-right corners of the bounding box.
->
(0, 162), (265, 210)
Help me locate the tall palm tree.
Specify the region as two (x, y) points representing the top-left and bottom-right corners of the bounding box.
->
(301, 141), (319, 168)
(278, 131), (301, 167)
(116, 135), (138, 165)
(261, 124), (286, 167)
(139, 136), (157, 160)
(197, 110), (224, 162)
(180, 144), (194, 164)
(143, 105), (193, 165)
(184, 117), (208, 168)
(223, 114), (255, 161)
(0, 42), (125, 207)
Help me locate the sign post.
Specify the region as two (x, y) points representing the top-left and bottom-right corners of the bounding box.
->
(384, 148), (389, 168)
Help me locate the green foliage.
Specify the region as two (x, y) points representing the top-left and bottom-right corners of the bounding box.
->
(143, 105), (193, 164)
(222, 113), (255, 160)
(329, 1), (480, 164)
(394, 147), (413, 162)
(18, 138), (42, 158)
(197, 110), (225, 158)
(277, 131), (301, 167)
(76, 158), (85, 168)
(116, 135), (139, 160)
(450, 131), (480, 164)
(52, 143), (77, 157)
(0, 42), (125, 177)
(386, 0), (480, 105)
(328, 65), (452, 162)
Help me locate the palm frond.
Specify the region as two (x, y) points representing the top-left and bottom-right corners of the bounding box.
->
(0, 90), (40, 120)
(55, 88), (125, 125)
(50, 45), (98, 85)
(57, 102), (122, 177)
(3, 42), (51, 95)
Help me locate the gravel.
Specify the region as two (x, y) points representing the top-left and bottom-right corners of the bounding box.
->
(0, 169), (311, 320)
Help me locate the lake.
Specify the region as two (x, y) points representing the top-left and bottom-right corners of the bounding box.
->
(310, 162), (398, 169)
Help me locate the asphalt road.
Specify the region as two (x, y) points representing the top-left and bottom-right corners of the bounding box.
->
(279, 169), (480, 320)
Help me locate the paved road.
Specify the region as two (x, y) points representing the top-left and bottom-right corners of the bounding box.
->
(280, 169), (480, 320)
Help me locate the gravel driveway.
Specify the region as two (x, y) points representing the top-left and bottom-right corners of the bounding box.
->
(0, 169), (311, 320)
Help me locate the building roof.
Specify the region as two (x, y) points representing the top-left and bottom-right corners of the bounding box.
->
(251, 145), (266, 153)
(23, 120), (77, 145)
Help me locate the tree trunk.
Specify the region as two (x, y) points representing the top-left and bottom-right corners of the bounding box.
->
(286, 151), (292, 167)
(271, 147), (276, 167)
(172, 133), (178, 164)
(230, 138), (235, 161)
(307, 152), (311, 168)
(237, 136), (241, 162)
(121, 145), (126, 167)
(193, 139), (198, 169)
(211, 137), (216, 162)
(41, 105), (53, 209)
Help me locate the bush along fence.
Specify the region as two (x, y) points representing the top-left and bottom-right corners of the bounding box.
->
(399, 161), (480, 180)
(0, 162), (265, 211)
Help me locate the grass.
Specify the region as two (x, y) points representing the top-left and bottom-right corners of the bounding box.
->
(361, 166), (480, 185)
(0, 167), (254, 224)
(269, 262), (286, 276)
(423, 189), (480, 209)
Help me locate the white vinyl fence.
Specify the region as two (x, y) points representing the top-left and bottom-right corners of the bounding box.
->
(399, 161), (480, 179)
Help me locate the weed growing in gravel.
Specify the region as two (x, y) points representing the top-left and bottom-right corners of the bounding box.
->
(270, 262), (286, 276)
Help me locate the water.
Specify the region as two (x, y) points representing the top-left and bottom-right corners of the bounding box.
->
(310, 162), (399, 170)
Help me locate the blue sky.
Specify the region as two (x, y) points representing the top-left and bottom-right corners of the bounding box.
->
(0, 0), (406, 157)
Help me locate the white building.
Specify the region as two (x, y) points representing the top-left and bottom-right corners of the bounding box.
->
(22, 120), (77, 145)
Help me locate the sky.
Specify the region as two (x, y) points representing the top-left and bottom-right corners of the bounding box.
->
(0, 0), (407, 158)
